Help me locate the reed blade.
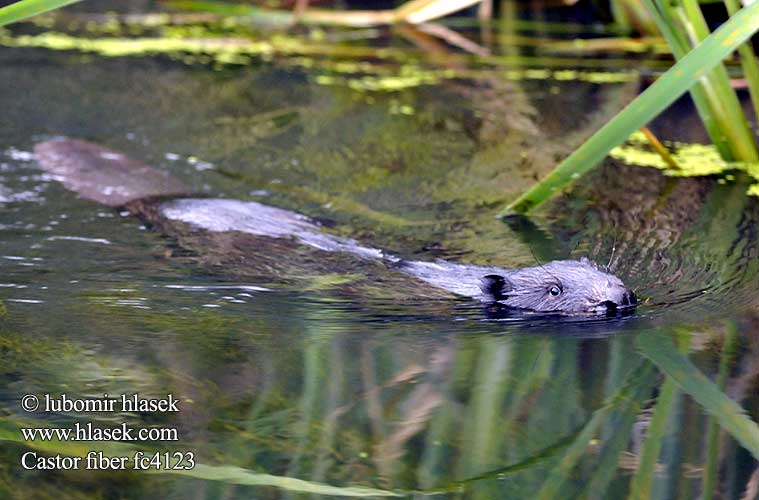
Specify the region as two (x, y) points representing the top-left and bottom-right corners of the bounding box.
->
(500, 0), (759, 216)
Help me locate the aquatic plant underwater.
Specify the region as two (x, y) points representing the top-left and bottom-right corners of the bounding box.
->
(0, 0), (757, 499)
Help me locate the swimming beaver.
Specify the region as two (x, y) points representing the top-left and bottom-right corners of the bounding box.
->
(34, 138), (637, 316)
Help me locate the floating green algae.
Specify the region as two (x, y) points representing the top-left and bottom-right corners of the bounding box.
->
(0, 18), (644, 92)
(0, 31), (274, 57)
(611, 131), (759, 195)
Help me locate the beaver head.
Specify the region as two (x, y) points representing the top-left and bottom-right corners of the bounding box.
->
(481, 258), (637, 315)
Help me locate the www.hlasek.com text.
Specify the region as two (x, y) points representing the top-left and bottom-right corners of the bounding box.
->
(22, 422), (179, 442)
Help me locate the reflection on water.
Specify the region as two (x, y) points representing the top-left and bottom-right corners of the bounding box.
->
(553, 161), (759, 322)
(0, 9), (757, 500)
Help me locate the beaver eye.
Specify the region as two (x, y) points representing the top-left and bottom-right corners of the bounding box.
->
(549, 285), (562, 297)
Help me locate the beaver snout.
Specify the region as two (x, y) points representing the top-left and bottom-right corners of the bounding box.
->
(599, 289), (637, 314)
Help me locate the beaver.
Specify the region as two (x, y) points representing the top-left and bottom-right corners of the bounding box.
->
(34, 138), (637, 316)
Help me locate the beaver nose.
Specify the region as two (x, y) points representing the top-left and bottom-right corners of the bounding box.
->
(600, 300), (618, 315)
(601, 300), (617, 316)
(621, 291), (637, 307)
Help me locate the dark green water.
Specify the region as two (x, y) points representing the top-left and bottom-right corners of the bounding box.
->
(0, 11), (758, 500)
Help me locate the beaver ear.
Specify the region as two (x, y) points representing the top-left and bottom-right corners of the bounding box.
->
(579, 256), (598, 269)
(480, 274), (513, 301)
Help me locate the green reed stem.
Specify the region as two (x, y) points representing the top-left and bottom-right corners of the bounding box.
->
(722, 0), (759, 132)
(676, 0), (758, 161)
(703, 323), (739, 500)
(0, 0), (83, 27)
(627, 331), (690, 500)
(501, 0), (759, 215)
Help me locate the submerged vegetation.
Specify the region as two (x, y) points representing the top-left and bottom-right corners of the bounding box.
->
(1, 310), (758, 498)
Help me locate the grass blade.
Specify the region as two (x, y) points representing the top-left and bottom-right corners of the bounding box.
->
(627, 376), (679, 500)
(722, 0), (759, 131)
(626, 330), (690, 500)
(675, 0), (758, 161)
(394, 0), (482, 24)
(536, 362), (657, 500)
(703, 323), (739, 500)
(0, 0), (83, 27)
(636, 330), (759, 460)
(457, 338), (512, 477)
(162, 465), (402, 497)
(415, 432), (578, 494)
(500, 0), (759, 215)
(642, 0), (734, 159)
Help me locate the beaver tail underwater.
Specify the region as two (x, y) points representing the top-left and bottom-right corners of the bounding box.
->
(35, 138), (636, 316)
